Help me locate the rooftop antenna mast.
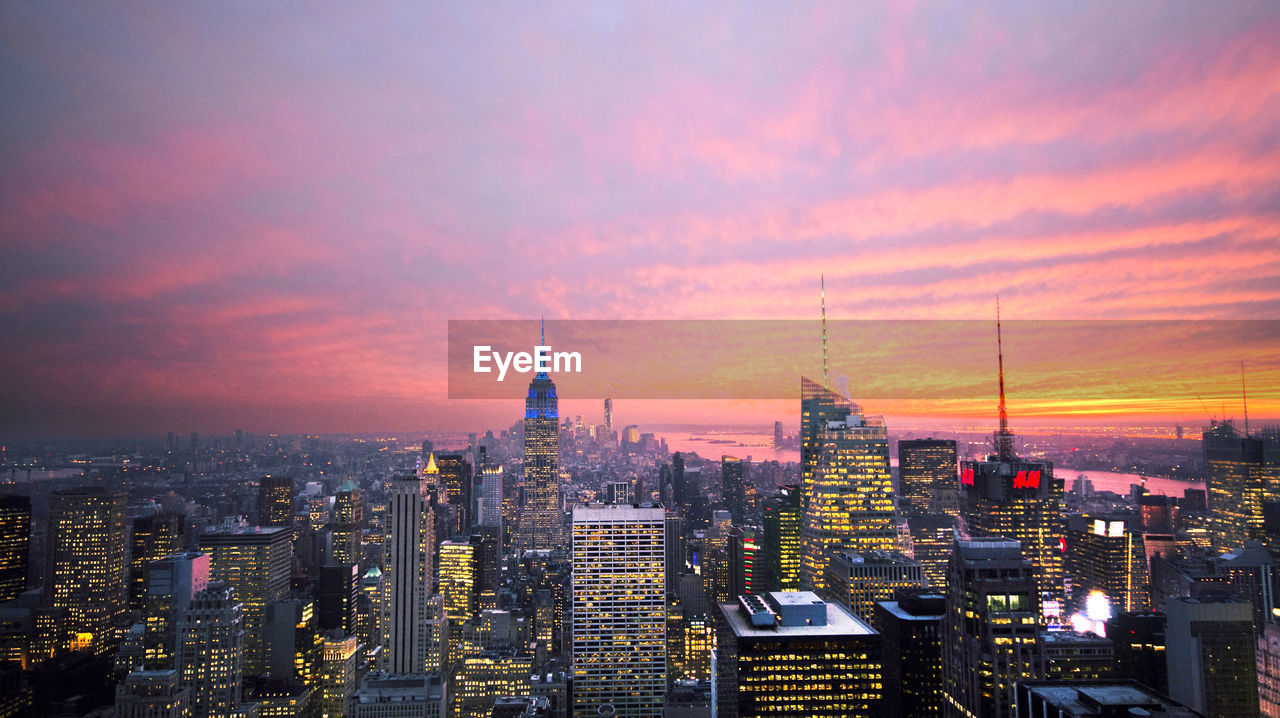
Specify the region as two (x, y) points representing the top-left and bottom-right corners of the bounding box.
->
(540, 316), (545, 346)
(821, 275), (829, 390)
(1242, 360), (1250, 437)
(995, 296), (1014, 461)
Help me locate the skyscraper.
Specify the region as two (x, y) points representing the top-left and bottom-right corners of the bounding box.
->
(722, 456), (747, 525)
(477, 463), (504, 533)
(317, 563), (359, 634)
(45, 486), (127, 654)
(1064, 514), (1149, 614)
(0, 493), (31, 603)
(143, 551), (210, 669)
(383, 472), (435, 674)
(258, 475), (295, 528)
(898, 439), (958, 515)
(1204, 421), (1280, 552)
(1166, 594), (1259, 718)
(199, 525), (292, 675)
(906, 513), (956, 594)
(330, 479), (363, 567)
(760, 485), (802, 592)
(714, 591), (884, 717)
(874, 588), (945, 718)
(941, 537), (1042, 718)
(960, 309), (1064, 618)
(176, 582), (244, 718)
(129, 510), (184, 611)
(571, 504), (665, 717)
(435, 453), (472, 534)
(518, 363), (561, 553)
(799, 376), (897, 592)
(826, 549), (925, 623)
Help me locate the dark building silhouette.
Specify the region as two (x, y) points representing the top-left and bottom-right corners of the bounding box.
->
(874, 587), (945, 718)
(257, 475), (295, 527)
(0, 493), (31, 602)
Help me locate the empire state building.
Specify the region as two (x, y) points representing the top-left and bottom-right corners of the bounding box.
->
(517, 359), (561, 552)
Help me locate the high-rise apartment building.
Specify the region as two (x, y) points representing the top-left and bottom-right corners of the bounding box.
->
(0, 494), (30, 603)
(571, 504), (665, 717)
(384, 472), (435, 674)
(199, 525), (292, 675)
(799, 377), (897, 592)
(899, 439), (958, 516)
(518, 369), (561, 552)
(941, 537), (1042, 718)
(258, 475), (295, 528)
(714, 591), (884, 717)
(45, 486), (127, 654)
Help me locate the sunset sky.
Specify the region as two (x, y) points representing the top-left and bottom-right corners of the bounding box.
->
(2, 2), (1279, 439)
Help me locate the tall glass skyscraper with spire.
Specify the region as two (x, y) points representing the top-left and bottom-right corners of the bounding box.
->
(798, 376), (898, 592)
(518, 329), (561, 552)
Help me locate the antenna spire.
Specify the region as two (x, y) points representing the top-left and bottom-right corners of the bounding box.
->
(540, 316), (545, 346)
(995, 296), (1014, 460)
(821, 275), (829, 390)
(1242, 360), (1250, 437)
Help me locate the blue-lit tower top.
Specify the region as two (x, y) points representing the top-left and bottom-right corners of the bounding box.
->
(526, 317), (558, 419)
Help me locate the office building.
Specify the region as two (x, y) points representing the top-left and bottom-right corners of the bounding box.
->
(827, 550), (924, 623)
(874, 588), (945, 718)
(1105, 611), (1168, 695)
(129, 510), (184, 612)
(477, 464), (504, 532)
(759, 485), (802, 592)
(1065, 515), (1149, 614)
(1042, 630), (1114, 681)
(114, 669), (191, 718)
(799, 377), (898, 592)
(45, 486), (127, 654)
(384, 472), (435, 674)
(318, 563), (359, 634)
(143, 551), (210, 669)
(320, 632), (359, 718)
(942, 537), (1042, 718)
(351, 672), (447, 718)
(1014, 681), (1202, 718)
(258, 475), (295, 528)
(899, 439), (958, 516)
(1166, 594), (1259, 718)
(176, 582), (244, 718)
(722, 456), (747, 525)
(331, 479), (363, 567)
(0, 494), (30, 603)
(715, 591), (884, 717)
(436, 453), (472, 534)
(452, 651), (533, 718)
(199, 525), (292, 675)
(571, 504), (665, 717)
(907, 513), (956, 593)
(517, 365), (561, 553)
(1204, 421), (1280, 552)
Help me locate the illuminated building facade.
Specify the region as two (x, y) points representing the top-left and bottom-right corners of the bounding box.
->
(722, 456), (747, 525)
(1205, 421), (1280, 553)
(45, 486), (127, 654)
(571, 504), (665, 717)
(143, 551), (210, 669)
(331, 479), (363, 567)
(199, 525), (292, 675)
(799, 377), (897, 592)
(728, 526), (759, 596)
(898, 439), (958, 516)
(0, 493), (30, 603)
(874, 588), (945, 718)
(477, 464), (503, 531)
(435, 453), (472, 535)
(440, 538), (478, 621)
(1166, 594), (1259, 718)
(176, 582), (244, 718)
(258, 475), (295, 527)
(827, 549), (925, 623)
(518, 369), (561, 553)
(452, 651), (533, 718)
(715, 591), (884, 717)
(1065, 514), (1149, 614)
(129, 510), (184, 612)
(1104, 611), (1167, 695)
(384, 472), (435, 674)
(760, 485), (802, 592)
(907, 513), (957, 594)
(941, 537), (1042, 718)
(320, 633), (358, 718)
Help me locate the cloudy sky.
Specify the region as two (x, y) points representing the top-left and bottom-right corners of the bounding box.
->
(2, 2), (1278, 438)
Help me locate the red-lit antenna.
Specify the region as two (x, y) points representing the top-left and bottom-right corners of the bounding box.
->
(995, 296), (1014, 460)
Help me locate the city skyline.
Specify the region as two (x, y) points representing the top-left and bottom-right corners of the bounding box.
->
(3, 2), (1280, 438)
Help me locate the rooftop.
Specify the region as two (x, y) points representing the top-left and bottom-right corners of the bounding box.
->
(720, 593), (876, 640)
